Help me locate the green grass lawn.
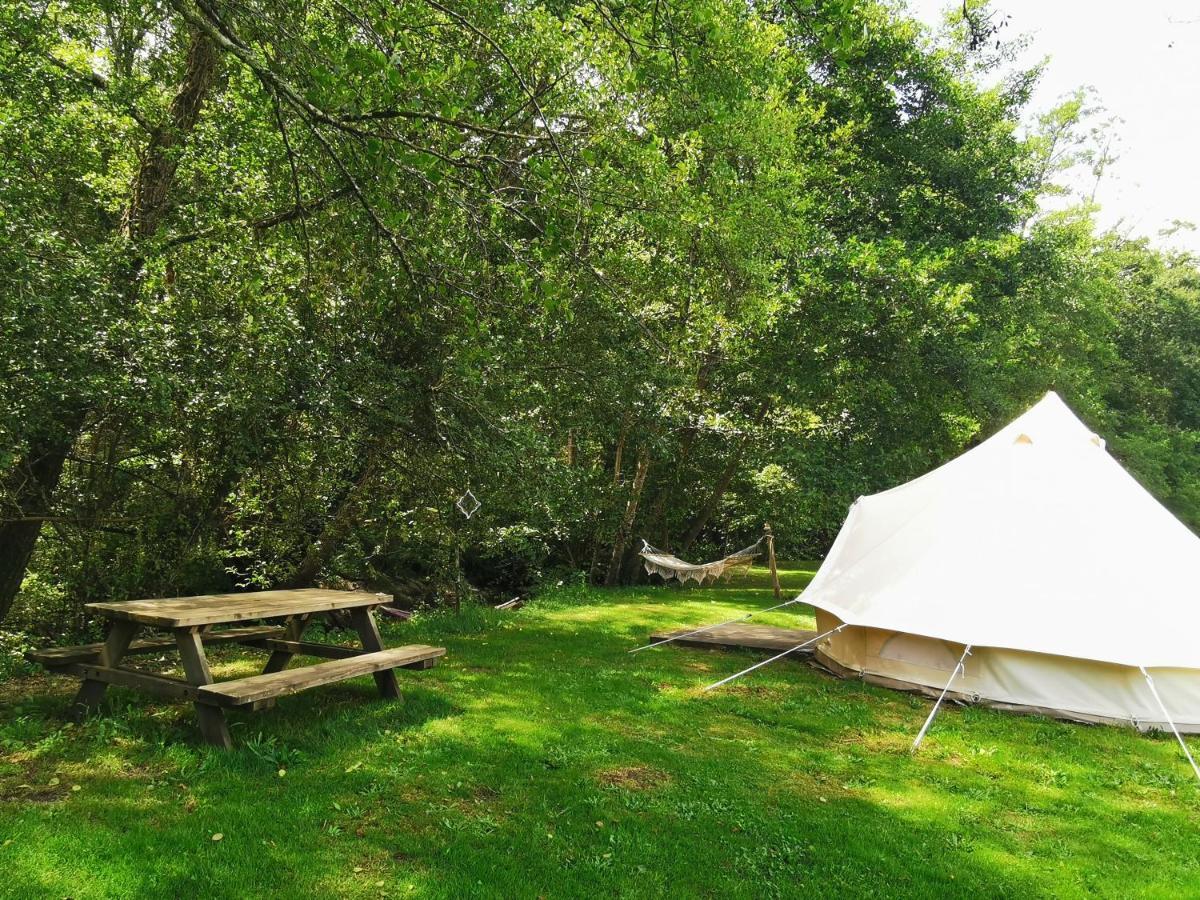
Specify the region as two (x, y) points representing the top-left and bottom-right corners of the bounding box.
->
(3, 565), (1199, 898)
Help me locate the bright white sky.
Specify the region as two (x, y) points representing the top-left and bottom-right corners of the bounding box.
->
(906, 0), (1200, 254)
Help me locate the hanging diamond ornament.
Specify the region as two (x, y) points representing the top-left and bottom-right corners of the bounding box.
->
(456, 489), (480, 519)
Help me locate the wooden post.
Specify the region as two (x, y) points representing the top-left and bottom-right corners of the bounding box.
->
(71, 620), (140, 720)
(262, 613), (312, 674)
(454, 545), (463, 614)
(764, 522), (781, 602)
(176, 628), (232, 750)
(349, 607), (401, 700)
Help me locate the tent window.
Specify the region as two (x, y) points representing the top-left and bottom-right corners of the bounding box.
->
(879, 633), (959, 671)
(1013, 433), (1033, 445)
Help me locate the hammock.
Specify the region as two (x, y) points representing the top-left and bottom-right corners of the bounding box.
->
(639, 538), (763, 585)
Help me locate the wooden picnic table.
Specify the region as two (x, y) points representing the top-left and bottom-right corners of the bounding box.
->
(29, 588), (445, 749)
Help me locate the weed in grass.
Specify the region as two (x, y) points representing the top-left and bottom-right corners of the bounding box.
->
(243, 733), (304, 771)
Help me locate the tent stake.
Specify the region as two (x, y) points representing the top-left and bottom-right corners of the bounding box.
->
(1139, 666), (1200, 784)
(702, 624), (847, 692)
(911, 644), (973, 753)
(628, 596), (806, 653)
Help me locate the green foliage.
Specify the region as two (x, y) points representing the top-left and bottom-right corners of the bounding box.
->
(6, 574), (86, 641)
(0, 629), (38, 682)
(2, 0), (1200, 634)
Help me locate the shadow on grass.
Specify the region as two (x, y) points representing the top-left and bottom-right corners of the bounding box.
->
(4, 577), (1200, 897)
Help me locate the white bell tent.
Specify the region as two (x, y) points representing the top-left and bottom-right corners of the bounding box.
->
(803, 391), (1200, 747)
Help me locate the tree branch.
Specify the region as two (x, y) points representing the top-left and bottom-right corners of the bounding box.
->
(162, 185), (353, 248)
(43, 53), (154, 132)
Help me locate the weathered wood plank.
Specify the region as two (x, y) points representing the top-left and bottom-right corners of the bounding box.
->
(198, 645), (445, 707)
(255, 639), (364, 660)
(648, 623), (819, 653)
(176, 629), (232, 750)
(194, 704), (232, 748)
(64, 663), (202, 701)
(29, 625), (286, 668)
(176, 630), (214, 684)
(70, 620), (140, 720)
(261, 613), (312, 675)
(86, 588), (392, 628)
(396, 656), (439, 670)
(350, 607), (400, 699)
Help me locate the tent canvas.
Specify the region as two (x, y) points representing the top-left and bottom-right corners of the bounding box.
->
(803, 391), (1200, 732)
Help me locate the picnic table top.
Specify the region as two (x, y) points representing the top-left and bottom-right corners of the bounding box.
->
(86, 588), (391, 629)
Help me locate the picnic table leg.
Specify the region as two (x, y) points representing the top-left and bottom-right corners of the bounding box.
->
(176, 628), (232, 750)
(70, 620), (140, 721)
(349, 607), (401, 700)
(262, 613), (312, 675)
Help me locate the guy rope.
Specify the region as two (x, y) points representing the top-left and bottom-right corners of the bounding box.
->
(911, 644), (973, 753)
(628, 595), (809, 654)
(1140, 665), (1200, 784)
(702, 624), (847, 692)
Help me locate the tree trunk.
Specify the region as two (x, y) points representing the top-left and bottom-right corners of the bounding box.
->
(122, 26), (221, 242)
(605, 447), (650, 586)
(281, 450), (380, 589)
(644, 421), (699, 552)
(678, 448), (743, 553)
(0, 27), (219, 624)
(678, 402), (772, 553)
(612, 424), (627, 486)
(587, 531), (603, 584)
(0, 429), (78, 622)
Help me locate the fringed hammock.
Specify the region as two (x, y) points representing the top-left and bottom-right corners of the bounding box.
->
(639, 538), (763, 585)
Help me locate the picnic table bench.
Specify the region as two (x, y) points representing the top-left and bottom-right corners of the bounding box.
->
(28, 588), (445, 749)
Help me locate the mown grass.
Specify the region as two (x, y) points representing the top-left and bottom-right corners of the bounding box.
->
(2, 565), (1199, 897)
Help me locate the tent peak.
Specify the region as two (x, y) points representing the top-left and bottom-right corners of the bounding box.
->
(999, 391), (1106, 454)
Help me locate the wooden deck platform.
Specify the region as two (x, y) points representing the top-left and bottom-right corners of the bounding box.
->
(649, 623), (819, 653)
